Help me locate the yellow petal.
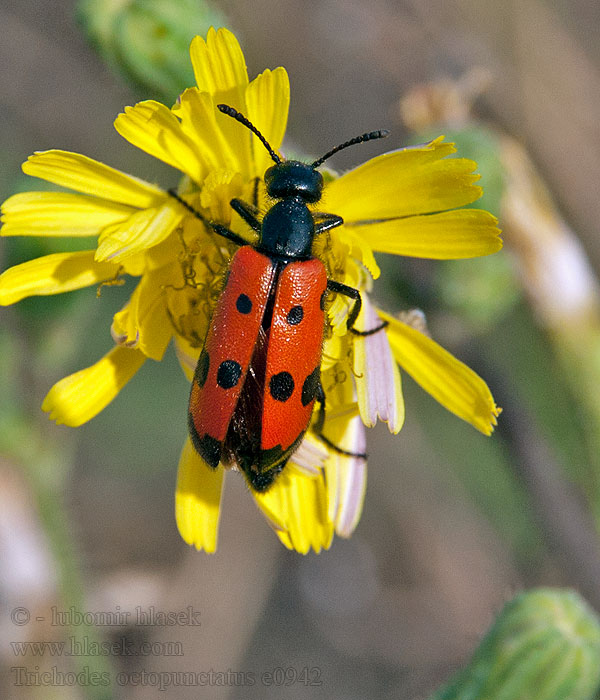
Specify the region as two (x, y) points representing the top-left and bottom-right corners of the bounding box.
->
(42, 346), (146, 427)
(382, 312), (501, 434)
(321, 332), (347, 371)
(188, 28), (289, 181)
(1, 192), (133, 237)
(22, 151), (164, 208)
(336, 225), (381, 279)
(114, 101), (206, 184)
(173, 334), (201, 382)
(190, 28), (248, 97)
(175, 437), (224, 553)
(111, 263), (175, 361)
(200, 169), (245, 224)
(253, 469), (333, 554)
(323, 138), (483, 221)
(95, 199), (184, 263)
(245, 67), (290, 176)
(0, 251), (117, 305)
(176, 88), (240, 173)
(189, 29), (251, 172)
(348, 209), (502, 259)
(118, 252), (146, 278)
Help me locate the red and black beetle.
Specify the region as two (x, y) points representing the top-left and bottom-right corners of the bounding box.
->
(170, 105), (388, 491)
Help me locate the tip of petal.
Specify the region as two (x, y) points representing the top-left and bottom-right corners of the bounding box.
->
(274, 528), (333, 554)
(175, 439), (223, 553)
(402, 135), (451, 152)
(41, 346), (146, 428)
(41, 394), (69, 427)
(253, 470), (334, 554)
(190, 27), (248, 97)
(481, 403), (502, 436)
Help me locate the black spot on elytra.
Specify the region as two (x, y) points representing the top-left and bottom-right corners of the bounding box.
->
(195, 349), (210, 387)
(217, 360), (242, 389)
(236, 293), (252, 314)
(269, 371), (294, 402)
(187, 412), (221, 468)
(196, 433), (221, 468)
(286, 305), (304, 325)
(244, 462), (285, 492)
(301, 366), (320, 406)
(258, 444), (286, 471)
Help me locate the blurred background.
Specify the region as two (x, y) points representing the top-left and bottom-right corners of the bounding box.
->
(1, 0), (600, 698)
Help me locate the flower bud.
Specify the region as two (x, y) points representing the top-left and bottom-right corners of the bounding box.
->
(432, 589), (600, 700)
(77, 0), (228, 103)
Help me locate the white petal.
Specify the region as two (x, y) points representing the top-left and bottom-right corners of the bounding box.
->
(354, 297), (405, 433)
(290, 434), (329, 475)
(326, 415), (368, 538)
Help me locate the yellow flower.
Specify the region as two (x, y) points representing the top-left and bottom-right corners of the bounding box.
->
(0, 28), (502, 554)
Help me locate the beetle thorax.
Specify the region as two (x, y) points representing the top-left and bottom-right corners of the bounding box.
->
(260, 198), (314, 259)
(260, 160), (323, 260)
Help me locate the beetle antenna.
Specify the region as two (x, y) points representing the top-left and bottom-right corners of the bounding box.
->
(217, 104), (281, 164)
(311, 129), (390, 169)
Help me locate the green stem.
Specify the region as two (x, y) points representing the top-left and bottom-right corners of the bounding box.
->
(9, 422), (115, 700)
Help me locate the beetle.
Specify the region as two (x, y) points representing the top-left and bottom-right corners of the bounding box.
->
(169, 104), (389, 491)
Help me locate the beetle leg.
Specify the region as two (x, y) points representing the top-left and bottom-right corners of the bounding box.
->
(313, 382), (367, 459)
(230, 197), (262, 232)
(251, 176), (261, 208)
(168, 189), (249, 247)
(326, 280), (388, 336)
(314, 213), (344, 235)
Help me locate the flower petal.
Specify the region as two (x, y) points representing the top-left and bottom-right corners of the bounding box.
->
(382, 312), (501, 434)
(200, 169), (245, 224)
(353, 298), (404, 433)
(111, 262), (175, 360)
(173, 334), (201, 382)
(22, 151), (164, 208)
(347, 209), (502, 259)
(324, 414), (368, 538)
(175, 437), (224, 553)
(253, 469), (334, 554)
(176, 88), (240, 173)
(0, 251), (118, 305)
(245, 67), (290, 176)
(1, 192), (134, 237)
(323, 138), (483, 221)
(42, 346), (146, 427)
(189, 29), (251, 171)
(95, 199), (184, 263)
(289, 433), (329, 476)
(190, 28), (248, 97)
(336, 225), (381, 279)
(114, 101), (206, 184)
